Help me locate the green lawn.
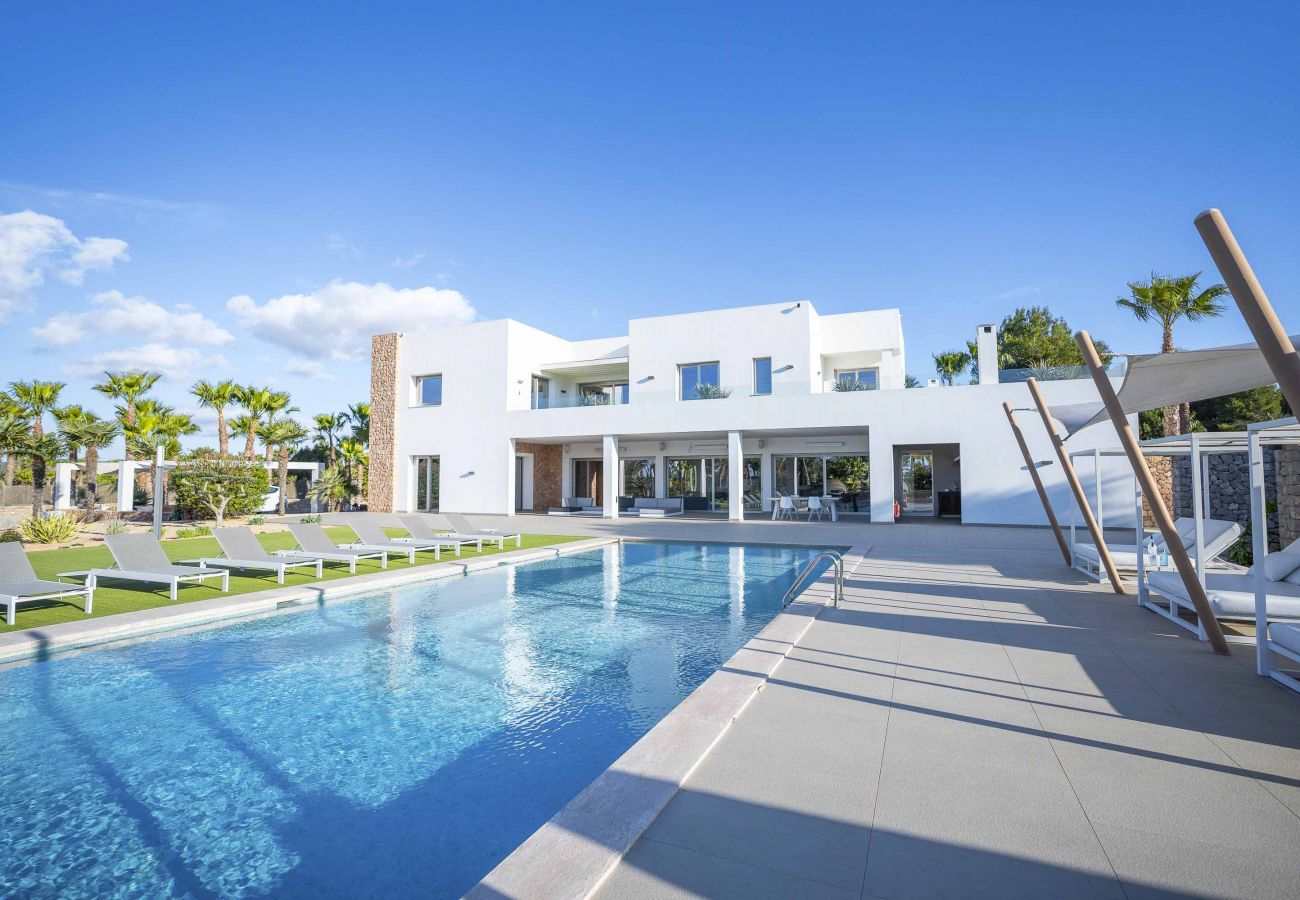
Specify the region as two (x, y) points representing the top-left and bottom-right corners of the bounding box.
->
(6, 526), (585, 634)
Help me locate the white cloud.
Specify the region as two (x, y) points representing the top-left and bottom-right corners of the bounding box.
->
(32, 289), (233, 347)
(59, 237), (131, 284)
(283, 359), (335, 380)
(391, 251), (425, 269)
(227, 279), (476, 360)
(0, 209), (130, 319)
(993, 285), (1041, 301)
(62, 343), (228, 380)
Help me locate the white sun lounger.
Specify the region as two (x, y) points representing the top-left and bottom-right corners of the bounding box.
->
(344, 519), (449, 562)
(397, 516), (483, 552)
(437, 512), (523, 550)
(286, 523), (389, 572)
(179, 527), (325, 584)
(0, 541), (94, 626)
(1074, 518), (1242, 579)
(81, 533), (229, 601)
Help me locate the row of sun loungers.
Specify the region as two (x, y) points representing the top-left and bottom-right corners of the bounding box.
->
(1073, 517), (1244, 580)
(1, 514), (523, 627)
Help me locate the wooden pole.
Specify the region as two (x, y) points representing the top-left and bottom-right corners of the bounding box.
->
(1194, 208), (1300, 416)
(1026, 378), (1126, 593)
(1003, 402), (1071, 565)
(1074, 331), (1230, 654)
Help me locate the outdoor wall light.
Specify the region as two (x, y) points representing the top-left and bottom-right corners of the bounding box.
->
(638, 375), (655, 384)
(775, 364), (794, 373)
(658, 441), (666, 451)
(462, 470), (475, 477)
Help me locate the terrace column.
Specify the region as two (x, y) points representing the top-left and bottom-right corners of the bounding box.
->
(869, 427), (895, 524)
(727, 431), (744, 521)
(602, 435), (619, 518)
(117, 461), (136, 512)
(54, 462), (76, 511)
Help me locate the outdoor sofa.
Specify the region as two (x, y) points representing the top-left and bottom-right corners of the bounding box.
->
(548, 498), (602, 516)
(622, 497), (684, 517)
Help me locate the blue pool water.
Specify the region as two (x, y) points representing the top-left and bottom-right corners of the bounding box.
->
(0, 541), (828, 898)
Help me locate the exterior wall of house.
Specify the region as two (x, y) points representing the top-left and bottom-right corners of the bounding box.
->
(373, 302), (1133, 527)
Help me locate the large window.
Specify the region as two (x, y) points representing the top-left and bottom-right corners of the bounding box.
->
(531, 375), (550, 409)
(774, 454), (870, 512)
(578, 382), (629, 406)
(413, 456), (440, 510)
(667, 456), (761, 511)
(753, 357), (772, 396)
(572, 459), (603, 501)
(834, 368), (878, 390)
(415, 374), (443, 406)
(622, 458), (655, 497)
(679, 362), (721, 400)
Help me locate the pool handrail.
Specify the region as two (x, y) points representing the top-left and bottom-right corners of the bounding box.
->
(783, 550), (844, 608)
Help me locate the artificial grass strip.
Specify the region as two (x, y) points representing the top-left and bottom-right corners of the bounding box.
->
(4, 527), (586, 634)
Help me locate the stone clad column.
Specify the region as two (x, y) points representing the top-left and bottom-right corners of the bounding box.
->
(728, 431), (744, 521)
(603, 435), (619, 518)
(369, 332), (401, 513)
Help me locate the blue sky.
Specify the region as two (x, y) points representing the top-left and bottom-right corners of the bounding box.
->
(3, 1), (1298, 446)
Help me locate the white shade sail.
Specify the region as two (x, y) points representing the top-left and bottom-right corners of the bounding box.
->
(1071, 337), (1294, 436)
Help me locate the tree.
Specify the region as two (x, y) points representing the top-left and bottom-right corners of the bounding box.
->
(95, 371), (160, 493)
(53, 404), (92, 463)
(904, 375), (922, 389)
(339, 437), (368, 504)
(346, 402), (370, 445)
(59, 416), (120, 520)
(233, 385), (265, 460)
(261, 419), (309, 515)
(0, 393), (27, 486)
(8, 381), (66, 514)
(312, 412), (346, 466)
(192, 379), (239, 456)
(963, 307), (1112, 381)
(1190, 386), (1288, 432)
(932, 351), (971, 386)
(1116, 272), (1227, 435)
(171, 456), (271, 525)
(309, 465), (352, 512)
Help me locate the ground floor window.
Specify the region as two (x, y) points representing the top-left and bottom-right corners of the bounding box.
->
(773, 454), (870, 512)
(622, 458), (655, 497)
(666, 456), (761, 512)
(413, 455), (439, 511)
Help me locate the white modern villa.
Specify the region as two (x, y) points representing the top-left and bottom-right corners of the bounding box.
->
(368, 300), (1129, 525)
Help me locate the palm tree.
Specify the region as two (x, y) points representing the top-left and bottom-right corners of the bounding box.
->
(312, 412), (346, 465)
(233, 385), (266, 460)
(260, 391), (296, 461)
(53, 404), (92, 463)
(230, 414), (259, 460)
(261, 419), (308, 515)
(339, 437), (368, 505)
(346, 402), (370, 445)
(192, 379), (239, 455)
(59, 415), (120, 519)
(0, 393), (27, 486)
(1116, 272), (1228, 435)
(94, 371), (160, 433)
(9, 381), (66, 511)
(932, 351), (971, 387)
(127, 404), (198, 506)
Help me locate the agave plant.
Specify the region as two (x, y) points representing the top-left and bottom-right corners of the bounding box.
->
(832, 377), (869, 392)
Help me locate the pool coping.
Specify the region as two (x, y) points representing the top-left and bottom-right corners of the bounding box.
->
(468, 542), (871, 900)
(0, 537), (618, 665)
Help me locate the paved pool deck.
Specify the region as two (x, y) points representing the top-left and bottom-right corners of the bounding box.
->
(482, 520), (1300, 900)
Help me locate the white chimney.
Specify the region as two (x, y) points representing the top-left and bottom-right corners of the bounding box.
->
(927, 377), (939, 388)
(976, 324), (998, 385)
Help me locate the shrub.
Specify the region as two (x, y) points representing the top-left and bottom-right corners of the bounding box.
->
(104, 518), (131, 535)
(0, 527), (21, 543)
(18, 513), (81, 544)
(174, 525), (212, 538)
(832, 377), (869, 392)
(171, 457), (270, 526)
(299, 514), (322, 524)
(694, 384), (732, 400)
(248, 515), (267, 525)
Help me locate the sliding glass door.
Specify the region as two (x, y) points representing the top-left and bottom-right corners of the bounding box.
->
(667, 456), (761, 512)
(773, 454), (870, 512)
(572, 459), (603, 502)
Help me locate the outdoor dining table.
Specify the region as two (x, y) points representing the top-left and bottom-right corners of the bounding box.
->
(767, 496), (840, 522)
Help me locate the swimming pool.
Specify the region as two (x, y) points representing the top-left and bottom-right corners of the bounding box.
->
(0, 540), (829, 898)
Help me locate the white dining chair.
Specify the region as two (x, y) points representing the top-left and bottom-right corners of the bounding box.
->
(807, 496), (825, 521)
(777, 495), (796, 521)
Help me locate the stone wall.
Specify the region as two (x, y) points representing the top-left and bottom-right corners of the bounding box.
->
(1145, 456), (1173, 528)
(1172, 448), (1279, 550)
(516, 442), (562, 511)
(368, 333), (401, 513)
(1275, 446), (1300, 547)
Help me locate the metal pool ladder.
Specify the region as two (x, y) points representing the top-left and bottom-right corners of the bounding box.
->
(782, 550), (845, 608)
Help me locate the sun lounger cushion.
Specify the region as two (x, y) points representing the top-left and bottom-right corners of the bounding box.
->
(1272, 622), (1300, 656)
(1147, 571), (1300, 619)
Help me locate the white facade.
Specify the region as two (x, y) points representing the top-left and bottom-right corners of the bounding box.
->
(380, 301), (1133, 528)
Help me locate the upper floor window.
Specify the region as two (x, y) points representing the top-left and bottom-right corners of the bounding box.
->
(578, 381), (629, 406)
(753, 357), (772, 396)
(531, 375), (550, 409)
(679, 361), (721, 400)
(834, 368), (878, 391)
(415, 374), (443, 406)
